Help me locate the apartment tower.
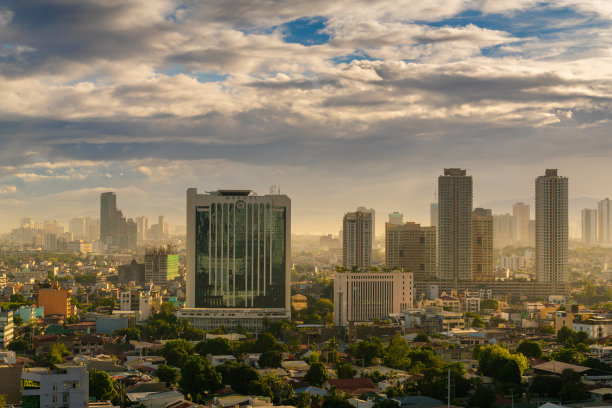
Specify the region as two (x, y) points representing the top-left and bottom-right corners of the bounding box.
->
(342, 209), (373, 269)
(472, 208), (493, 281)
(598, 198), (612, 243)
(385, 217), (436, 281)
(582, 208), (597, 244)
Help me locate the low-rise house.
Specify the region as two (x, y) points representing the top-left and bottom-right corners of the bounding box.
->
(207, 354), (236, 367)
(323, 378), (376, 396)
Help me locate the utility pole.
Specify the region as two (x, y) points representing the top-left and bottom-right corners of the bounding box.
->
(447, 368), (451, 408)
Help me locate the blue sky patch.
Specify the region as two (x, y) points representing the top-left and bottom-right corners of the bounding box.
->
(280, 16), (330, 46)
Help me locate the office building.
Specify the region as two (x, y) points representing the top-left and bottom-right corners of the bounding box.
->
(145, 245), (179, 285)
(22, 363), (89, 408)
(118, 259), (146, 284)
(68, 217), (87, 240)
(38, 288), (72, 318)
(342, 209), (373, 269)
(438, 168), (472, 282)
(178, 189), (291, 332)
(493, 214), (516, 248)
(472, 208), (493, 281)
(100, 192), (130, 250)
(388, 212), (403, 225)
(598, 198), (612, 243)
(582, 208), (598, 244)
(535, 169), (568, 283)
(126, 218), (138, 250)
(513, 202), (530, 244)
(385, 220), (436, 281)
(136, 215), (149, 242)
(334, 270), (413, 326)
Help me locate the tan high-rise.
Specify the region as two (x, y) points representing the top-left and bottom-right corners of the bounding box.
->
(472, 208), (493, 281)
(385, 219), (436, 281)
(513, 202), (530, 244)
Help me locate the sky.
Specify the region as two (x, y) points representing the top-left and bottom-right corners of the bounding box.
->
(1, 0), (612, 237)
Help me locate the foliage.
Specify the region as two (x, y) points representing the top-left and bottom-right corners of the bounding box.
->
(373, 400), (400, 408)
(285, 392), (312, 408)
(384, 385), (405, 397)
(557, 327), (588, 345)
(413, 333), (430, 343)
(336, 362), (356, 379)
(156, 364), (180, 387)
(304, 362), (329, 387)
(48, 342), (70, 364)
(476, 344), (528, 383)
(114, 327), (141, 341)
(9, 293), (28, 304)
(480, 299), (498, 310)
(552, 348), (585, 365)
(179, 356), (222, 402)
(261, 373), (294, 404)
(385, 334), (411, 369)
(13, 315), (23, 326)
(74, 274), (97, 284)
(259, 350), (283, 368)
(530, 375), (562, 397)
(363, 369), (386, 383)
(322, 387), (353, 408)
(407, 347), (443, 371)
(295, 297), (334, 325)
(559, 369), (589, 402)
(348, 337), (385, 366)
(467, 385), (496, 408)
(267, 319), (297, 339)
(583, 357), (612, 373)
(254, 332), (287, 353)
(89, 370), (118, 401)
(516, 340), (542, 359)
(217, 361), (261, 395)
(196, 338), (232, 356)
(7, 338), (30, 354)
(419, 363), (472, 401)
(160, 339), (194, 368)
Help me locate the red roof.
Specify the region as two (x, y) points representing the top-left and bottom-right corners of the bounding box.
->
(326, 378), (375, 391)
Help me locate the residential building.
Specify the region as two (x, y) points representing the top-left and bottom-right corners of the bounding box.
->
(404, 307), (465, 332)
(342, 209), (373, 269)
(136, 215), (149, 243)
(493, 214), (516, 248)
(472, 208), (493, 281)
(118, 259), (146, 284)
(38, 288), (72, 318)
(598, 198), (612, 243)
(582, 208), (598, 244)
(385, 221), (436, 281)
(535, 169), (568, 283)
(96, 313), (136, 334)
(68, 217), (87, 240)
(0, 310), (13, 348)
(513, 202), (530, 244)
(430, 203), (438, 228)
(438, 168), (472, 282)
(66, 240), (93, 254)
(145, 245), (179, 285)
(22, 363), (88, 408)
(573, 316), (612, 339)
(291, 294), (308, 311)
(179, 189), (291, 333)
(334, 270), (413, 326)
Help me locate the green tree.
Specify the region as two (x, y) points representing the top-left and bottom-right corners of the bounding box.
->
(516, 340), (543, 359)
(348, 337), (385, 366)
(413, 333), (430, 343)
(7, 338), (30, 354)
(286, 392), (312, 408)
(9, 293), (27, 303)
(467, 385), (496, 408)
(114, 327), (141, 341)
(161, 339), (194, 368)
(196, 338), (232, 356)
(373, 400), (400, 408)
(559, 369), (589, 402)
(259, 350), (283, 368)
(156, 364), (180, 387)
(480, 299), (498, 310)
(254, 332), (286, 353)
(477, 344), (528, 383)
(363, 369), (386, 383)
(179, 356), (222, 402)
(530, 375), (562, 398)
(385, 334), (411, 369)
(304, 362), (329, 387)
(13, 315), (23, 326)
(336, 362), (356, 379)
(89, 370), (118, 401)
(48, 343), (70, 364)
(384, 385), (405, 397)
(217, 361), (261, 395)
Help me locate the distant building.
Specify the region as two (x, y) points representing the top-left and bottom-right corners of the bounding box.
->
(145, 245), (179, 285)
(96, 314), (135, 334)
(573, 316), (612, 339)
(22, 364), (88, 408)
(385, 220), (436, 281)
(430, 203), (438, 228)
(334, 270), (413, 326)
(472, 208), (493, 281)
(118, 259), (145, 284)
(513, 202), (530, 244)
(493, 214), (516, 248)
(535, 169), (568, 283)
(582, 208), (598, 244)
(438, 168), (472, 282)
(0, 310), (13, 348)
(598, 198), (612, 243)
(342, 209), (373, 269)
(126, 218), (138, 251)
(66, 240), (92, 254)
(38, 288), (72, 318)
(291, 294), (308, 311)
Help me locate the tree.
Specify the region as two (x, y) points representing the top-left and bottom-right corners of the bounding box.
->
(196, 338), (232, 356)
(48, 342), (70, 364)
(180, 325), (204, 341)
(180, 356), (222, 402)
(413, 333), (430, 343)
(90, 370), (118, 401)
(259, 350), (283, 368)
(7, 338), (30, 354)
(114, 327), (141, 341)
(384, 385), (405, 397)
(13, 315), (23, 326)
(530, 375), (562, 398)
(559, 369), (589, 402)
(286, 392), (312, 408)
(516, 340), (543, 359)
(254, 333), (284, 353)
(336, 362), (356, 379)
(9, 293), (27, 304)
(480, 299), (498, 310)
(161, 339), (194, 368)
(476, 344), (528, 383)
(156, 364), (180, 387)
(348, 337), (385, 366)
(373, 400), (400, 408)
(467, 385), (496, 408)
(217, 361), (261, 395)
(304, 362), (329, 387)
(385, 334), (411, 369)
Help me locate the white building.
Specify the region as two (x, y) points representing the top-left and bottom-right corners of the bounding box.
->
(334, 270), (413, 326)
(66, 240), (93, 254)
(342, 209), (374, 269)
(179, 189), (291, 333)
(535, 169), (568, 283)
(21, 363), (88, 408)
(438, 168), (472, 282)
(573, 316), (612, 339)
(582, 208), (598, 244)
(0, 310), (14, 348)
(599, 198), (612, 243)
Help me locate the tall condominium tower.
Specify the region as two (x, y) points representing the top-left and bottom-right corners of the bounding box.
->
(493, 214), (516, 248)
(179, 189), (290, 332)
(582, 208), (597, 244)
(535, 169), (568, 283)
(438, 168), (473, 283)
(385, 220), (436, 281)
(598, 198), (612, 243)
(342, 209), (373, 269)
(100, 192), (117, 244)
(145, 244), (179, 285)
(472, 208), (493, 281)
(430, 203), (438, 228)
(513, 202), (530, 244)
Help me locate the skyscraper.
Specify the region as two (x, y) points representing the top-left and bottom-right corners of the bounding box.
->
(342, 209), (373, 269)
(145, 245), (179, 285)
(582, 208), (597, 244)
(438, 168), (472, 283)
(179, 188), (291, 332)
(385, 220), (436, 281)
(512, 202), (530, 244)
(493, 213), (516, 248)
(535, 169), (568, 283)
(472, 208), (493, 281)
(100, 192), (117, 244)
(598, 198), (612, 243)
(430, 203), (438, 228)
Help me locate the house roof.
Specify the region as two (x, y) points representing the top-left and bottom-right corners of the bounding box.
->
(325, 378), (375, 390)
(532, 361), (591, 375)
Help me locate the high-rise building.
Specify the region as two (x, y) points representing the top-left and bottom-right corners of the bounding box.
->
(38, 288), (72, 317)
(472, 208), (493, 281)
(385, 220), (436, 281)
(126, 218), (138, 250)
(178, 189), (291, 332)
(536, 169), (568, 283)
(334, 270), (413, 326)
(342, 209), (373, 269)
(598, 198), (612, 243)
(136, 216), (149, 242)
(493, 213), (516, 248)
(388, 212), (403, 225)
(513, 202), (530, 244)
(438, 168), (472, 282)
(69, 217), (87, 240)
(582, 208), (598, 244)
(118, 259), (146, 284)
(145, 245), (179, 285)
(100, 192), (117, 244)
(430, 203), (438, 228)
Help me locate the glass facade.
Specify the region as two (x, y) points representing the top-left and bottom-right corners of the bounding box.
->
(195, 200), (286, 308)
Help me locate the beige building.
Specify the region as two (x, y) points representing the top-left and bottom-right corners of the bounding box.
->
(513, 202), (530, 244)
(385, 220), (436, 281)
(334, 270), (413, 326)
(472, 208), (493, 281)
(342, 209), (373, 269)
(291, 294), (308, 311)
